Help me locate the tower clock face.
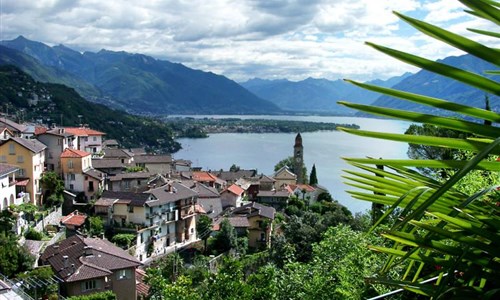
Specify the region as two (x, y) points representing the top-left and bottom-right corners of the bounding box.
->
(295, 157), (302, 162)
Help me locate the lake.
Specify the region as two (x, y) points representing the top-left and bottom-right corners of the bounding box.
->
(173, 116), (411, 213)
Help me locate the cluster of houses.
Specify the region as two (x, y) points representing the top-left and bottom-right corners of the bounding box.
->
(0, 117), (327, 299)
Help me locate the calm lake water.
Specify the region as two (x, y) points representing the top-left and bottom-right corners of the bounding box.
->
(173, 116), (411, 213)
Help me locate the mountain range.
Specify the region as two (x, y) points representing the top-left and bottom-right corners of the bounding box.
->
(1, 36), (496, 117)
(1, 36), (279, 115)
(240, 73), (411, 115)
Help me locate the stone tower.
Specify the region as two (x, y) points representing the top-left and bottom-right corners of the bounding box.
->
(293, 133), (304, 184)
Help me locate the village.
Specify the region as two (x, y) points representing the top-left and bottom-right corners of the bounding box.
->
(0, 116), (331, 299)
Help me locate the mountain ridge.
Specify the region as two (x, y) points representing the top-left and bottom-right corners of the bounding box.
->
(1, 36), (281, 115)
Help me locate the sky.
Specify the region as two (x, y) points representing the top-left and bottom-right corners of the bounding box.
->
(0, 0), (497, 82)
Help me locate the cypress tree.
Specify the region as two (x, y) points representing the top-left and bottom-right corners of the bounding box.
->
(309, 164), (318, 185)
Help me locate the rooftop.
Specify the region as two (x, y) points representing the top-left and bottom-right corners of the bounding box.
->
(61, 148), (91, 158)
(64, 127), (105, 137)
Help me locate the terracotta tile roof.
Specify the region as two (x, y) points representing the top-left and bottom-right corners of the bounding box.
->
(192, 171), (219, 182)
(135, 269), (150, 298)
(15, 179), (30, 186)
(0, 163), (18, 176)
(7, 137), (46, 153)
(41, 235), (141, 283)
(64, 127), (105, 136)
(61, 210), (87, 227)
(61, 148), (91, 158)
(289, 184), (316, 192)
(225, 184), (244, 196)
(34, 126), (48, 135)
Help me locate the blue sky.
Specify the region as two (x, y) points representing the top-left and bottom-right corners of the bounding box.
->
(1, 0), (497, 82)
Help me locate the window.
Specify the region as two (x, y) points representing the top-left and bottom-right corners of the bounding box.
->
(0, 155), (6, 163)
(57, 138), (62, 145)
(84, 137), (88, 142)
(82, 280), (97, 291)
(17, 169), (25, 177)
(128, 205), (134, 213)
(124, 181), (130, 189)
(69, 184), (74, 190)
(67, 174), (75, 181)
(17, 155), (24, 163)
(9, 144), (15, 155)
(93, 136), (97, 142)
(117, 269), (132, 280)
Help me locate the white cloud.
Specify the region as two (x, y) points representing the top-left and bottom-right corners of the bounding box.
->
(0, 0), (485, 82)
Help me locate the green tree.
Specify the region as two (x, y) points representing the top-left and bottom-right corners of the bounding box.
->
(40, 171), (64, 207)
(229, 164), (241, 172)
(88, 216), (104, 237)
(309, 164), (318, 185)
(339, 1), (500, 297)
(111, 233), (136, 248)
(0, 209), (16, 234)
(212, 218), (237, 254)
(0, 233), (34, 277)
(18, 266), (58, 299)
(196, 215), (212, 253)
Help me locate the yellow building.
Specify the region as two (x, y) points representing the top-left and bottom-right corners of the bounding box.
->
(0, 137), (46, 204)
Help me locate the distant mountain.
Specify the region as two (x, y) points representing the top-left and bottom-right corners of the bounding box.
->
(1, 36), (281, 115)
(370, 54), (500, 116)
(240, 73), (411, 115)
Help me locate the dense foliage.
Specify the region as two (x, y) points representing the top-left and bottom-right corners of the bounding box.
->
(339, 0), (500, 297)
(67, 291), (116, 300)
(0, 65), (180, 152)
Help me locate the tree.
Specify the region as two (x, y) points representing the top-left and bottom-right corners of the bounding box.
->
(196, 215), (212, 253)
(229, 164), (241, 172)
(67, 291), (116, 300)
(405, 124), (469, 178)
(88, 216), (103, 237)
(0, 209), (16, 234)
(212, 218), (237, 254)
(309, 164), (318, 185)
(40, 171), (64, 207)
(339, 1), (500, 297)
(111, 233), (136, 248)
(0, 233), (34, 277)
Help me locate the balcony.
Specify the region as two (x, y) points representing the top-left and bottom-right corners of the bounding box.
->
(180, 206), (195, 219)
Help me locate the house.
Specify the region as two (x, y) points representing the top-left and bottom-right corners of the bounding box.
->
(108, 172), (155, 192)
(213, 169), (257, 184)
(0, 127), (14, 141)
(273, 166), (297, 190)
(256, 190), (291, 210)
(60, 148), (106, 201)
(0, 118), (28, 138)
(92, 158), (129, 175)
(102, 139), (120, 149)
(0, 163), (23, 209)
(40, 235), (141, 300)
(182, 180), (222, 218)
(36, 127), (76, 175)
(258, 174), (275, 191)
(231, 202), (275, 248)
(64, 126), (105, 154)
(173, 159), (192, 172)
(287, 184), (325, 204)
(0, 137), (46, 204)
(60, 210), (87, 235)
(220, 184), (246, 208)
(133, 155), (172, 174)
(102, 148), (133, 164)
(186, 171), (226, 190)
(96, 182), (200, 263)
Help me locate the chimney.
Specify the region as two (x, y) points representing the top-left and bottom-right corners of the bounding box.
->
(84, 246), (93, 256)
(63, 255), (68, 268)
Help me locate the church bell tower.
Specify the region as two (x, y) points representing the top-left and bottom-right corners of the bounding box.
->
(293, 133), (304, 184)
